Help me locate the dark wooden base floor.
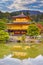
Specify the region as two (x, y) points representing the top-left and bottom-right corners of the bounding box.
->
(8, 30), (27, 35)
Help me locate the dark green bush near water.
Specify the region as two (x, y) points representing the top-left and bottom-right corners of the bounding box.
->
(0, 19), (9, 42)
(27, 24), (40, 36)
(0, 30), (9, 42)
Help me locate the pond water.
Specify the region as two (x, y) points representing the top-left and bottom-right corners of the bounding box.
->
(0, 55), (43, 65)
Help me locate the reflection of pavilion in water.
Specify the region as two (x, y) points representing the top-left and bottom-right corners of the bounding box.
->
(7, 12), (32, 35)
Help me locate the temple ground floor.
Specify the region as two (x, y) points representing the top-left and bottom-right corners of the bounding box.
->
(8, 29), (27, 35)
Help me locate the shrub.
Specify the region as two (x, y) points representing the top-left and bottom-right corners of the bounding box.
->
(27, 24), (40, 36)
(0, 30), (9, 42)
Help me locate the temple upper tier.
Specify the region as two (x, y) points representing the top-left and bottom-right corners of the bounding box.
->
(12, 12), (31, 22)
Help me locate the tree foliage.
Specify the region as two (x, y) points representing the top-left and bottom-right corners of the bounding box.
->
(0, 30), (9, 41)
(0, 11), (43, 22)
(27, 24), (40, 36)
(22, 34), (26, 42)
(0, 19), (7, 30)
(0, 19), (9, 42)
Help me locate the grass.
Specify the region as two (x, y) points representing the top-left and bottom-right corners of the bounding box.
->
(0, 42), (43, 59)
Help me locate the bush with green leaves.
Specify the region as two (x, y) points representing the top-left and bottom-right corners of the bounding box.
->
(0, 19), (6, 30)
(27, 24), (40, 36)
(0, 30), (9, 41)
(21, 34), (26, 43)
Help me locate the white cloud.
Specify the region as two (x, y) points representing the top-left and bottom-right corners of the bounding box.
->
(40, 1), (43, 3)
(39, 4), (43, 7)
(32, 6), (40, 8)
(0, 0), (9, 3)
(0, 0), (43, 12)
(2, 0), (8, 1)
(8, 0), (36, 10)
(28, 8), (43, 13)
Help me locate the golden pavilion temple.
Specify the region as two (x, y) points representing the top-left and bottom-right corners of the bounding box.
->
(7, 12), (31, 35)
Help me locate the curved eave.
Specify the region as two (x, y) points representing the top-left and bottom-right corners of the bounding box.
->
(7, 22), (32, 25)
(12, 14), (27, 18)
(12, 16), (32, 21)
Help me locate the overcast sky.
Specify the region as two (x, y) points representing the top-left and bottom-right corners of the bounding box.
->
(0, 0), (43, 12)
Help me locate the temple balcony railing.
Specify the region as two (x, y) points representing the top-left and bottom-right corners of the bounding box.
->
(8, 22), (32, 24)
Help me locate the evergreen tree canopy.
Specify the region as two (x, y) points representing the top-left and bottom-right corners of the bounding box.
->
(0, 19), (6, 30)
(27, 24), (40, 36)
(0, 30), (9, 41)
